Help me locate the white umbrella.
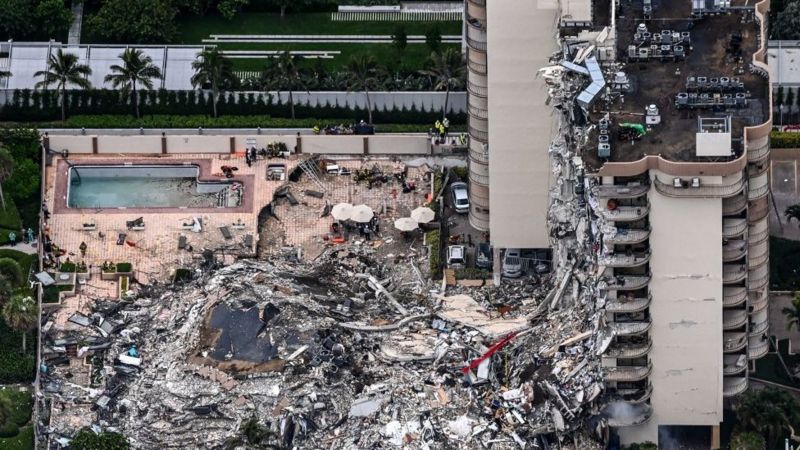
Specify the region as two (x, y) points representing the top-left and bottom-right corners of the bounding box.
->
(331, 203), (353, 221)
(410, 206), (436, 224)
(350, 204), (374, 223)
(393, 217), (419, 232)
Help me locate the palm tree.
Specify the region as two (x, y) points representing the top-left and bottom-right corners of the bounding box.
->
(730, 431), (766, 450)
(104, 48), (163, 119)
(344, 54), (384, 125)
(2, 295), (38, 353)
(0, 149), (13, 211)
(34, 48), (92, 121)
(786, 204), (800, 225)
(783, 292), (800, 330)
(419, 48), (466, 120)
(261, 51), (308, 120)
(191, 48), (237, 118)
(736, 388), (800, 447)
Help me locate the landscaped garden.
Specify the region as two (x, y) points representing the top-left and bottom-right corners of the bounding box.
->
(769, 236), (800, 291)
(0, 387), (34, 450)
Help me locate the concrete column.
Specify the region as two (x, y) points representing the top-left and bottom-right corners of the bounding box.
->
(161, 136), (167, 154)
(92, 137), (98, 154)
(296, 134), (302, 154)
(493, 247), (502, 286)
(711, 425), (720, 450)
(229, 137), (236, 154)
(363, 137), (369, 155)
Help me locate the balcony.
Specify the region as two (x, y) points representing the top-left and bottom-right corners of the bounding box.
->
(749, 309), (769, 336)
(591, 183), (650, 199)
(723, 377), (748, 397)
(605, 363), (652, 382)
(723, 193), (748, 216)
(469, 146), (488, 165)
(606, 295), (651, 313)
(599, 251), (651, 268)
(466, 0), (486, 21)
(610, 321), (652, 336)
(469, 210), (490, 232)
(748, 245), (768, 270)
(723, 264), (747, 284)
(609, 383), (653, 404)
(604, 341), (652, 359)
(606, 275), (651, 291)
(748, 337), (769, 359)
(724, 332), (747, 352)
(468, 124), (488, 142)
(749, 196), (769, 223)
(466, 21), (487, 51)
(467, 80), (487, 98)
(469, 171), (489, 187)
(723, 354), (748, 375)
(723, 287), (748, 307)
(749, 293), (768, 313)
(723, 240), (747, 262)
(653, 176), (745, 198)
(602, 403), (652, 427)
(748, 161), (769, 178)
(748, 226), (768, 245)
(604, 228), (650, 245)
(749, 265), (769, 292)
(468, 56), (487, 76)
(748, 174), (769, 200)
(746, 136), (769, 163)
(723, 218), (747, 238)
(468, 103), (488, 120)
(723, 309), (748, 330)
(597, 204), (650, 222)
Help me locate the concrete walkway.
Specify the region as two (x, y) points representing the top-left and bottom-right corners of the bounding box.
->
(67, 1), (83, 45)
(0, 242), (38, 255)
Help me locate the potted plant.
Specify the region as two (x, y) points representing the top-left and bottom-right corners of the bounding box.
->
(101, 261), (117, 281)
(76, 261), (90, 282)
(116, 262), (133, 277)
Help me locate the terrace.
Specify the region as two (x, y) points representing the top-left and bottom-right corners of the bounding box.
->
(583, 4), (768, 168)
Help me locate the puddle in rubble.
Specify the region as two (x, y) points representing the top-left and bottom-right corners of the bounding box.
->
(207, 304), (278, 363)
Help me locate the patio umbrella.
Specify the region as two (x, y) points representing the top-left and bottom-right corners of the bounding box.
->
(331, 203), (354, 221)
(350, 205), (374, 223)
(410, 206), (436, 224)
(393, 217), (419, 232)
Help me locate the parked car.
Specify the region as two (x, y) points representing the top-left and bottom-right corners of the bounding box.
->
(450, 182), (470, 214)
(476, 243), (493, 269)
(447, 245), (467, 269)
(502, 248), (523, 278)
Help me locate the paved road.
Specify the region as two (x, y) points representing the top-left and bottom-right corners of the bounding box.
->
(0, 242), (38, 255)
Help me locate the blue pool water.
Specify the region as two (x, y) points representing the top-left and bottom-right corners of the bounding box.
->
(67, 165), (241, 208)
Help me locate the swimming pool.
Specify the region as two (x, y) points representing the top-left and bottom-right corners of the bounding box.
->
(67, 165), (242, 209)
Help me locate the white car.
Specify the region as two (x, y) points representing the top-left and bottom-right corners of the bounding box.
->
(450, 182), (470, 214)
(502, 248), (523, 278)
(447, 245), (466, 269)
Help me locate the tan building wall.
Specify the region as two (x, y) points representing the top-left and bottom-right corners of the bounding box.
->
(619, 175), (724, 445)
(47, 136), (94, 154)
(486, 0), (555, 249)
(96, 136), (162, 154)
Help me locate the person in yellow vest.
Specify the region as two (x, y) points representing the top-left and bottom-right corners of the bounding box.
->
(312, 125), (320, 135)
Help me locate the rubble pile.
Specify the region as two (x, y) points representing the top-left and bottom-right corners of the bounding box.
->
(38, 227), (619, 449)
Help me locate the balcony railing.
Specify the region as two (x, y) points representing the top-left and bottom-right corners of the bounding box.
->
(723, 193), (748, 216)
(723, 287), (748, 307)
(468, 124), (488, 142)
(723, 240), (747, 262)
(748, 182), (769, 200)
(604, 403), (652, 427)
(748, 162), (769, 178)
(723, 264), (748, 284)
(610, 321), (652, 336)
(469, 147), (488, 164)
(723, 309), (748, 330)
(467, 80), (487, 98)
(468, 104), (488, 119)
(599, 252), (651, 268)
(723, 376), (748, 397)
(748, 227), (768, 245)
(604, 228), (650, 245)
(723, 354), (748, 375)
(597, 204), (650, 222)
(748, 338), (769, 360)
(606, 295), (652, 313)
(469, 171), (489, 186)
(466, 25), (487, 51)
(605, 363), (652, 382)
(749, 265), (769, 292)
(653, 176), (745, 198)
(610, 383), (653, 404)
(724, 332), (748, 352)
(749, 198), (769, 223)
(723, 219), (747, 238)
(468, 0), (486, 6)
(606, 275), (651, 291)
(748, 249), (768, 270)
(591, 184), (650, 199)
(749, 294), (768, 313)
(604, 341), (652, 359)
(468, 211), (490, 232)
(750, 319), (769, 336)
(747, 137), (769, 162)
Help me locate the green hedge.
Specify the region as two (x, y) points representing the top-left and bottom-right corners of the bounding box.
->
(5, 114), (465, 133)
(0, 195), (22, 232)
(426, 229), (441, 278)
(771, 131), (800, 148)
(0, 259), (23, 286)
(0, 251), (37, 286)
(0, 89), (467, 125)
(116, 262), (132, 273)
(0, 320), (35, 383)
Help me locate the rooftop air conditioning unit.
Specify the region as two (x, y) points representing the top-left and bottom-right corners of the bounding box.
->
(673, 178), (682, 188)
(691, 178), (701, 188)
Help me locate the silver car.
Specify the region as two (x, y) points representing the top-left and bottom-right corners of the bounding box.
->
(450, 182), (470, 214)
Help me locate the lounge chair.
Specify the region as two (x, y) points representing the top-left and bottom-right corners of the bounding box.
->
(116, 233), (126, 245)
(243, 234), (253, 249)
(178, 235), (187, 250)
(219, 226), (233, 240)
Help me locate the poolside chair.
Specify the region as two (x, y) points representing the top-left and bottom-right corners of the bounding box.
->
(178, 235), (188, 250)
(219, 226), (233, 240)
(116, 233), (126, 245)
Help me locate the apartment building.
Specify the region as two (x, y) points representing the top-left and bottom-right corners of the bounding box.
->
(467, 0), (772, 447)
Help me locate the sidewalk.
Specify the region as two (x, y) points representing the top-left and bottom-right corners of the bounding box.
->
(0, 242), (38, 255)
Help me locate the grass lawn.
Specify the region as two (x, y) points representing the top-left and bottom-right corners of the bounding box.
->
(770, 236), (800, 291)
(0, 426), (34, 450)
(173, 12), (461, 43)
(0, 250), (38, 282)
(0, 193), (23, 246)
(218, 42), (459, 72)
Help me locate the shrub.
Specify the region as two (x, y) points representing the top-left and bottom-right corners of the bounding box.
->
(426, 229), (441, 278)
(0, 259), (23, 286)
(101, 262), (116, 273)
(771, 131), (800, 148)
(59, 261), (76, 273)
(450, 166), (468, 182)
(0, 420), (18, 438)
(0, 319), (35, 383)
(116, 262), (132, 273)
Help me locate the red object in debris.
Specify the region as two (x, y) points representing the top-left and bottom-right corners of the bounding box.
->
(332, 236), (346, 244)
(125, 240), (136, 247)
(607, 199), (618, 210)
(461, 331), (518, 374)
